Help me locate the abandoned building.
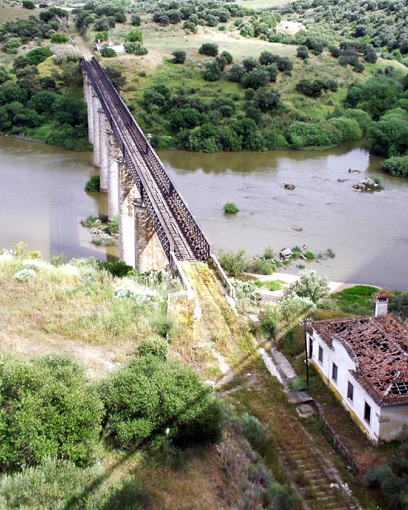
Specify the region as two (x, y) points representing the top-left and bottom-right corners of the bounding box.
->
(306, 291), (408, 442)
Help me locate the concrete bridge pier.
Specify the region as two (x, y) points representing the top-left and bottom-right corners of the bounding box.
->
(107, 129), (121, 220)
(98, 112), (109, 192)
(92, 94), (102, 168)
(83, 74), (94, 144)
(118, 160), (138, 267)
(134, 198), (168, 273)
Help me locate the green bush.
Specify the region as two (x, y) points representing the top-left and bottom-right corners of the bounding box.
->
(100, 47), (117, 58)
(99, 356), (222, 449)
(96, 260), (134, 277)
(0, 354), (103, 471)
(223, 202), (239, 214)
(389, 290), (408, 320)
(382, 155), (408, 177)
(124, 42), (148, 55)
(85, 174), (100, 192)
(139, 337), (169, 361)
(218, 249), (249, 276)
(94, 31), (109, 42)
(286, 122), (341, 148)
(172, 50), (186, 64)
(247, 258), (275, 275)
(198, 42), (218, 56)
(241, 413), (268, 452)
(328, 117), (362, 141)
(50, 33), (69, 44)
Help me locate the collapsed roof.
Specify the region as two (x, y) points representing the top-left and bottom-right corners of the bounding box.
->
(310, 315), (408, 406)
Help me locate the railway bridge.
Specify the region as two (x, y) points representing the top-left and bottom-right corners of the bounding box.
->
(81, 57), (212, 273)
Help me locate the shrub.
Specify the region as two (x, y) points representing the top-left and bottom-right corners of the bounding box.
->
(0, 355), (103, 471)
(124, 42), (148, 55)
(286, 122), (341, 148)
(100, 46), (117, 58)
(382, 155), (408, 178)
(131, 14), (141, 26)
(50, 33), (69, 43)
(124, 29), (143, 43)
(223, 202), (239, 214)
(389, 290), (408, 319)
(241, 413), (268, 453)
(198, 42), (218, 56)
(284, 269), (329, 304)
(296, 45), (309, 59)
(221, 50), (233, 64)
(22, 0), (35, 8)
(96, 260), (134, 277)
(218, 249), (249, 276)
(99, 356), (222, 449)
(94, 31), (109, 42)
(203, 60), (221, 81)
(242, 68), (269, 89)
(84, 174), (100, 192)
(172, 50), (186, 64)
(139, 337), (169, 361)
(227, 64), (246, 83)
(328, 117), (362, 141)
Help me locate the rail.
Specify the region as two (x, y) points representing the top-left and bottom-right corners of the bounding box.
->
(82, 57), (211, 263)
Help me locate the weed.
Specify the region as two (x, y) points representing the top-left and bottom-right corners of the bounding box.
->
(223, 202), (239, 214)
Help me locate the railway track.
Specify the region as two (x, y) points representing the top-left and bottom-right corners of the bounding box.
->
(82, 57), (211, 263)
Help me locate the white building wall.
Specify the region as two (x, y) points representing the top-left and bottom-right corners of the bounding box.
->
(307, 330), (382, 442)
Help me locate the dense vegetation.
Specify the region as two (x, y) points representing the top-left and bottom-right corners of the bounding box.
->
(0, 0), (407, 163)
(0, 9), (89, 150)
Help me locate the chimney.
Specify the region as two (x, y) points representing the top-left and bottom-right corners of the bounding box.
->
(374, 290), (392, 317)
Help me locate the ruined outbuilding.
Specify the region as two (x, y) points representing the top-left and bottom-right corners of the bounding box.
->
(307, 291), (408, 442)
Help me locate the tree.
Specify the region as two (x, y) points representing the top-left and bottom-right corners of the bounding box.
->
(99, 355), (222, 448)
(218, 249), (249, 276)
(172, 49), (186, 64)
(345, 77), (403, 120)
(242, 57), (258, 72)
(50, 33), (69, 43)
(368, 116), (408, 157)
(328, 117), (362, 142)
(104, 66), (126, 89)
(0, 66), (10, 85)
(0, 354), (103, 471)
(389, 290), (408, 318)
(124, 42), (148, 55)
(284, 269), (330, 304)
(254, 87), (281, 112)
(22, 0), (35, 9)
(143, 83), (171, 112)
(100, 46), (117, 58)
(131, 14), (141, 26)
(198, 42), (218, 56)
(296, 79), (328, 97)
(220, 50), (233, 64)
(203, 60), (221, 81)
(124, 29), (143, 43)
(242, 68), (269, 89)
(296, 45), (309, 59)
(227, 64), (245, 83)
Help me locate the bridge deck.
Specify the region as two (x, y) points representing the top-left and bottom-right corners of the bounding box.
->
(83, 57), (211, 263)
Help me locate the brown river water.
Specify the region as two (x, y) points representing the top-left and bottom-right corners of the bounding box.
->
(1, 136), (407, 289)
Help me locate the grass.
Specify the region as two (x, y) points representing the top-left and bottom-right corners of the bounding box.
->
(331, 285), (380, 315)
(254, 279), (286, 291)
(0, 253), (172, 378)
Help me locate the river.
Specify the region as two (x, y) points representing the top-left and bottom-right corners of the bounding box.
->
(1, 136), (407, 289)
